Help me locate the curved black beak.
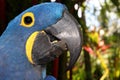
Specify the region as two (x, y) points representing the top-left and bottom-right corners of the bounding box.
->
(45, 10), (83, 70)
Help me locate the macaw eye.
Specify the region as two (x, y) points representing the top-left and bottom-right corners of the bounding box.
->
(24, 16), (32, 24)
(20, 12), (35, 27)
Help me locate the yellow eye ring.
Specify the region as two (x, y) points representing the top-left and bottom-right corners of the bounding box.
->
(20, 12), (35, 27)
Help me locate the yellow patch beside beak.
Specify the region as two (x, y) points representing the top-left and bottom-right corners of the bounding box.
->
(26, 31), (39, 64)
(26, 31), (46, 64)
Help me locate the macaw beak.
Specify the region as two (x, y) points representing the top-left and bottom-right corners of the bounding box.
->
(45, 10), (83, 70)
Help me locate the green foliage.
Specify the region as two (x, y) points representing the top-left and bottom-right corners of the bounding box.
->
(72, 52), (86, 80)
(104, 33), (120, 79)
(88, 31), (99, 46)
(110, 0), (120, 11)
(99, 7), (108, 27)
(98, 0), (120, 27)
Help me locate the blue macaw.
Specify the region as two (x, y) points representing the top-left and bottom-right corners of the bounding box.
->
(0, 2), (83, 80)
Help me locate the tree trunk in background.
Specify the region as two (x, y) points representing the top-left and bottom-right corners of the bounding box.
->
(58, 51), (67, 80)
(79, 3), (93, 79)
(0, 0), (6, 35)
(84, 50), (92, 80)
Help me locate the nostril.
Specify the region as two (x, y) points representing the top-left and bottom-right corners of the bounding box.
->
(44, 30), (67, 51)
(44, 30), (60, 42)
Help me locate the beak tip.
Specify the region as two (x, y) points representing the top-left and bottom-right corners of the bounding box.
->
(67, 46), (82, 70)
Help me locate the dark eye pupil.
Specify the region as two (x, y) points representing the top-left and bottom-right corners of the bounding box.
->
(24, 16), (32, 24)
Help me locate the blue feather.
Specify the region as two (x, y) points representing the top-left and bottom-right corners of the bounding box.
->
(45, 75), (56, 80)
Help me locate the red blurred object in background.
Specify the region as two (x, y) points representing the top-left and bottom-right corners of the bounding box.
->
(32, 0), (38, 5)
(52, 58), (59, 78)
(0, 0), (6, 22)
(0, 0), (6, 34)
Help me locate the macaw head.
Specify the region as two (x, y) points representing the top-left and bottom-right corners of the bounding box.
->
(2, 2), (83, 70)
